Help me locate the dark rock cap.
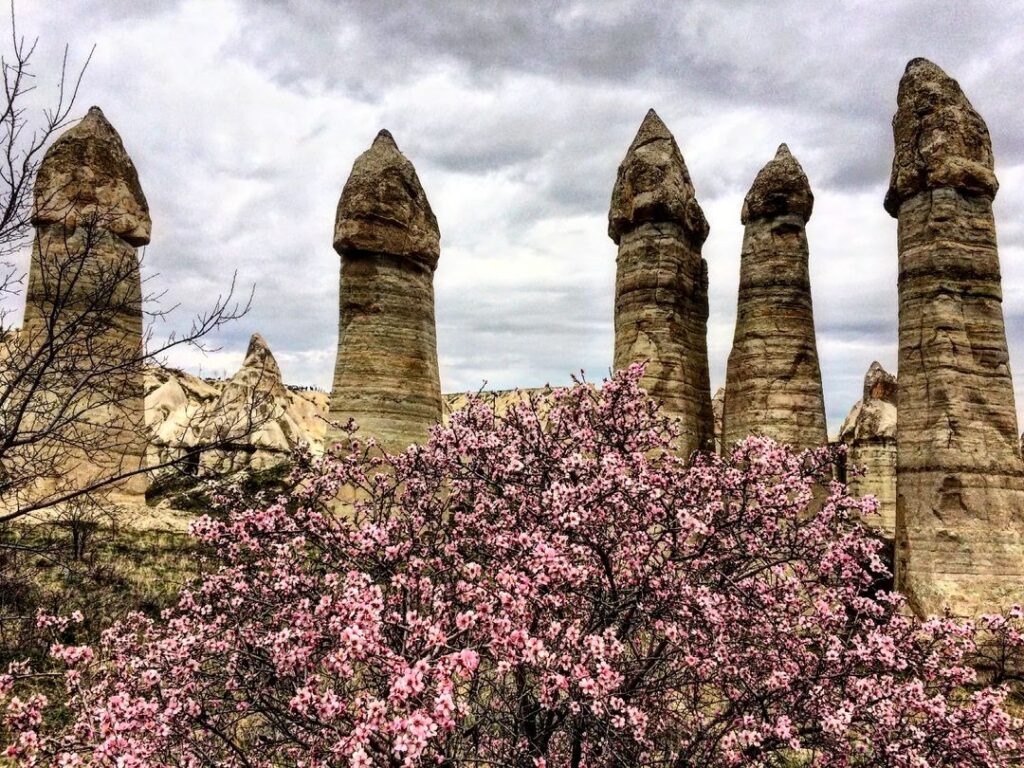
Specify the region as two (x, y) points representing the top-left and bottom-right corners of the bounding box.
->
(608, 109), (709, 245)
(863, 361), (897, 404)
(741, 143), (814, 224)
(334, 129), (440, 269)
(32, 106), (151, 245)
(884, 58), (997, 217)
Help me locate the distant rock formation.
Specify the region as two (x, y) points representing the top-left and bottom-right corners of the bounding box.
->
(839, 362), (897, 537)
(722, 144), (827, 452)
(712, 387), (725, 454)
(145, 335), (328, 475)
(608, 109), (713, 456)
(21, 106), (150, 502)
(327, 130), (443, 453)
(887, 58), (1024, 616)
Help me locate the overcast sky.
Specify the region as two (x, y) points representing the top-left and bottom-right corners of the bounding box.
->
(13, 0), (1024, 435)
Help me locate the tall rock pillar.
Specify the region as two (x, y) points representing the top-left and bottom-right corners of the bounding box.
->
(608, 109), (713, 456)
(886, 58), (1024, 616)
(722, 144), (827, 451)
(21, 106), (150, 502)
(327, 130), (442, 453)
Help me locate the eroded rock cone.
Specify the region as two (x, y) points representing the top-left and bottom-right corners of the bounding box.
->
(327, 130), (442, 453)
(887, 59), (1024, 616)
(200, 334), (307, 474)
(839, 362), (898, 538)
(722, 144), (827, 452)
(608, 109), (713, 457)
(18, 106), (150, 504)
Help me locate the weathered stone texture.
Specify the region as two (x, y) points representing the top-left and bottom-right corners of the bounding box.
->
(327, 131), (442, 453)
(609, 109), (713, 456)
(722, 144), (827, 452)
(712, 387), (725, 454)
(19, 107), (150, 502)
(888, 59), (1024, 616)
(839, 362), (898, 537)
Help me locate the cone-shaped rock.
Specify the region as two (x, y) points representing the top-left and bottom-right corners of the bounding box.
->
(722, 144), (827, 452)
(608, 110), (713, 456)
(887, 59), (1024, 616)
(839, 362), (898, 538)
(327, 131), (442, 452)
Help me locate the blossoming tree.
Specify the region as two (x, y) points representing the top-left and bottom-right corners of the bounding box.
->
(3, 365), (1024, 766)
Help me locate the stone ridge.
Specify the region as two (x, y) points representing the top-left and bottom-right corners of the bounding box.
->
(608, 109), (709, 245)
(741, 143), (814, 224)
(333, 129), (440, 268)
(32, 106), (151, 245)
(884, 57), (997, 216)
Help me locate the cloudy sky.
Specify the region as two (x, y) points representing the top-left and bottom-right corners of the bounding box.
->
(13, 0), (1024, 434)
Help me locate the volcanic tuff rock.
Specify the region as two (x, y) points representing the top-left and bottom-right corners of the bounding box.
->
(327, 130), (443, 453)
(145, 335), (328, 474)
(887, 58), (1024, 616)
(712, 387), (725, 454)
(608, 109), (713, 456)
(722, 144), (827, 452)
(20, 107), (150, 503)
(839, 362), (898, 538)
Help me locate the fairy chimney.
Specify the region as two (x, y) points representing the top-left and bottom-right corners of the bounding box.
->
(19, 106), (150, 502)
(327, 130), (442, 453)
(839, 362), (898, 538)
(722, 144), (827, 452)
(887, 59), (1024, 616)
(608, 109), (713, 457)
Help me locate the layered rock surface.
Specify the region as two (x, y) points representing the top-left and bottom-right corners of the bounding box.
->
(888, 58), (1024, 616)
(327, 131), (443, 453)
(839, 362), (898, 537)
(145, 335), (327, 474)
(17, 107), (150, 505)
(722, 144), (827, 451)
(608, 109), (713, 456)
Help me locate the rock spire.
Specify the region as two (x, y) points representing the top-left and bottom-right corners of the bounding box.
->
(327, 130), (443, 452)
(887, 58), (1024, 616)
(839, 362), (898, 538)
(722, 144), (827, 451)
(21, 106), (150, 501)
(608, 109), (713, 456)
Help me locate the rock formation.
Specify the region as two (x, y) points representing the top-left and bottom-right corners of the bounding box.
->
(146, 335), (328, 475)
(19, 106), (150, 503)
(712, 387), (725, 454)
(839, 362), (898, 537)
(722, 144), (827, 452)
(608, 109), (713, 456)
(887, 58), (1024, 616)
(327, 130), (442, 453)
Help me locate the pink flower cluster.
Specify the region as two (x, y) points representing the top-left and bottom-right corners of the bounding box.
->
(4, 364), (1024, 766)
